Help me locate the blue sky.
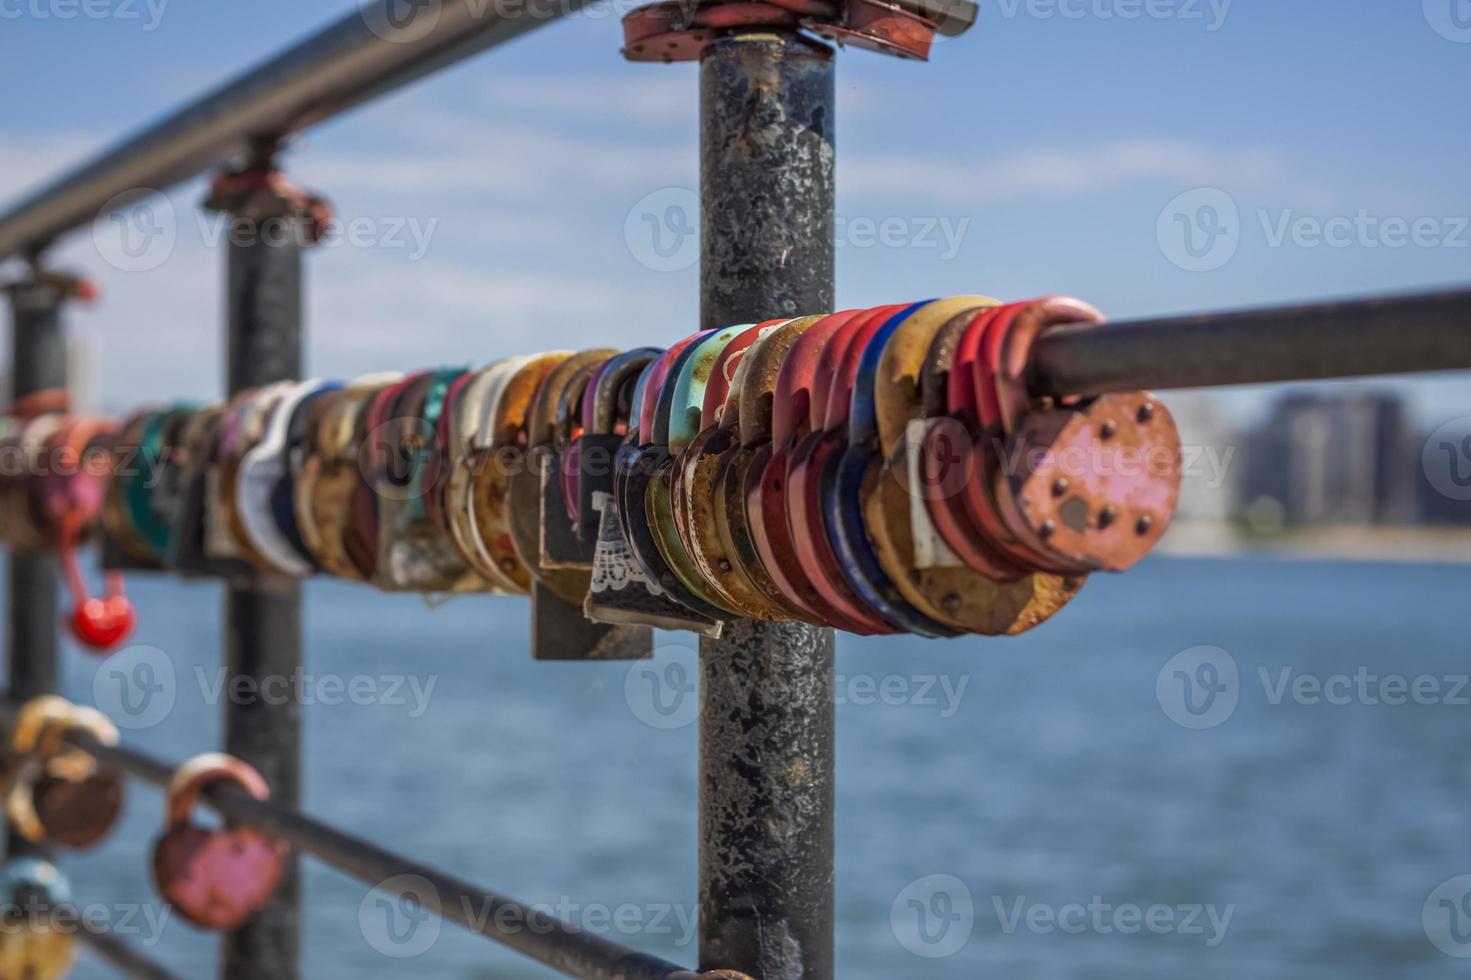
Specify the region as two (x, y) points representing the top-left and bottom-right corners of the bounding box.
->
(1, 0), (1468, 427)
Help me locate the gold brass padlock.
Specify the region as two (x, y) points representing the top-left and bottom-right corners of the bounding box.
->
(0, 857), (77, 980)
(5, 696), (124, 850)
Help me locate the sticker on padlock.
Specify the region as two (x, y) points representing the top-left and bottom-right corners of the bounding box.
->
(151, 752), (288, 931)
(5, 697), (124, 850)
(0, 857), (77, 980)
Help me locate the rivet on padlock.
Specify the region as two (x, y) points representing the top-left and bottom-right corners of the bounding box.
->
(982, 297), (1182, 573)
(5, 696), (125, 850)
(151, 752), (288, 931)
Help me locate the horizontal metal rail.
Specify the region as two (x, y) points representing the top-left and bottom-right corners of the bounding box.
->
(75, 925), (185, 980)
(0, 0), (582, 261)
(0, 699), (693, 980)
(1028, 286), (1471, 397)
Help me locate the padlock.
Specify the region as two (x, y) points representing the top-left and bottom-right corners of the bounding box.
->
(374, 367), (490, 593)
(714, 315), (839, 622)
(200, 387), (279, 564)
(539, 358), (603, 569)
(31, 416), (136, 649)
(237, 380), (340, 577)
(345, 373), (430, 580)
(7, 414), (67, 554)
(296, 374), (403, 581)
(102, 408), (162, 567)
(642, 326), (756, 617)
(506, 350), (612, 606)
(677, 317), (826, 621)
(569, 348), (661, 545)
(220, 386), (297, 571)
(444, 357), (532, 592)
(668, 322), (786, 618)
(914, 306), (1036, 579)
(151, 752), (288, 931)
(785, 306), (910, 634)
(5, 696), (124, 849)
(420, 369), (477, 547)
(863, 298), (1087, 634)
(469, 352), (573, 592)
(616, 330), (738, 624)
(822, 300), (963, 637)
(748, 309), (874, 629)
(972, 297), (1181, 573)
(587, 343), (724, 635)
(167, 405), (256, 579)
(0, 857), (76, 980)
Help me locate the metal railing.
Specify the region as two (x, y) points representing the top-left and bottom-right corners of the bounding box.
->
(2, 2), (1468, 979)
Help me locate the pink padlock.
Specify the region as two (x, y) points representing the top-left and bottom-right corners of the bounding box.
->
(151, 753), (288, 930)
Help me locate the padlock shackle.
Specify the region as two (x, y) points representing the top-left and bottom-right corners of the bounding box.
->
(737, 315), (826, 448)
(770, 309), (864, 447)
(640, 331), (709, 447)
(552, 361), (602, 452)
(703, 319), (789, 431)
(588, 348), (661, 438)
(526, 350), (617, 450)
(668, 328), (747, 453)
(993, 296), (1105, 433)
(821, 304), (906, 432)
(164, 752), (271, 830)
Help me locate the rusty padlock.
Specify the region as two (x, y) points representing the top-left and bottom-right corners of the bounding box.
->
(5, 696), (124, 850)
(0, 857), (76, 980)
(538, 358), (602, 569)
(864, 297), (1086, 634)
(151, 752), (288, 931)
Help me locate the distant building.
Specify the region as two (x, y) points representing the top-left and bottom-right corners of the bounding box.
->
(1417, 418), (1471, 526)
(1243, 391), (1417, 526)
(1158, 392), (1242, 524)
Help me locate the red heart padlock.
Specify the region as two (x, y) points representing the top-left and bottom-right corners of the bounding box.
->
(151, 753), (288, 931)
(69, 593), (136, 650)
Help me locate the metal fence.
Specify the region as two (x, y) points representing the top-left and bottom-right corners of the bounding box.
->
(1, 2), (1468, 978)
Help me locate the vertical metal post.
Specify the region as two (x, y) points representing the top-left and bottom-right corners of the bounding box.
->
(220, 181), (303, 980)
(5, 271), (66, 858)
(698, 33), (836, 980)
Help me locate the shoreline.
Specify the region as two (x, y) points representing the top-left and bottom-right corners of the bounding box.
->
(1157, 522), (1471, 565)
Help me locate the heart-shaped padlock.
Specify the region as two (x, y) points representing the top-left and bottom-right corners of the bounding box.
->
(151, 752), (288, 931)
